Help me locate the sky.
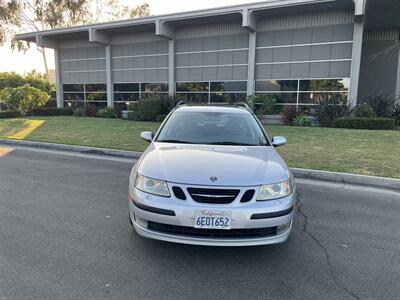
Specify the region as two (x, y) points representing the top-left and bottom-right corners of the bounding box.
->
(0, 0), (265, 74)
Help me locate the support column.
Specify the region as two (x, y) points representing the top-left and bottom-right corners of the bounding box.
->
(168, 39), (175, 97)
(54, 48), (63, 108)
(105, 44), (113, 108)
(247, 31), (257, 96)
(396, 46), (400, 98)
(348, 21), (364, 109)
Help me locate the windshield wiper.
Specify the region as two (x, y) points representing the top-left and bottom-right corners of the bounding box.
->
(209, 142), (258, 146)
(157, 139), (194, 144)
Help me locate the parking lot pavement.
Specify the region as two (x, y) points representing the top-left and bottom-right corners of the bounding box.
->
(0, 148), (399, 300)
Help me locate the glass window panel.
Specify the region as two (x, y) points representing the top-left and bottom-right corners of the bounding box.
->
(210, 93), (248, 103)
(141, 83), (168, 93)
(86, 93), (107, 101)
(85, 84), (107, 92)
(176, 82), (209, 92)
(299, 92), (348, 104)
(63, 93), (84, 101)
(114, 93), (140, 102)
(63, 84), (84, 92)
(255, 80), (298, 92)
(255, 93), (297, 104)
(175, 93), (209, 103)
(114, 83), (140, 92)
(299, 79), (350, 92)
(210, 81), (247, 92)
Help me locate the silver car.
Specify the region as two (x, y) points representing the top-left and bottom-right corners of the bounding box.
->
(129, 103), (296, 246)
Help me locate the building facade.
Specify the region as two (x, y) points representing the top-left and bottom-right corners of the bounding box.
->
(16, 0), (400, 109)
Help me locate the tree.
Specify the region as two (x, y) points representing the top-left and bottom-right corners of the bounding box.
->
(0, 0), (150, 78)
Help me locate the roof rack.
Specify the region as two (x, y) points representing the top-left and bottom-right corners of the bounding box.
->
(175, 100), (187, 107)
(174, 101), (254, 112)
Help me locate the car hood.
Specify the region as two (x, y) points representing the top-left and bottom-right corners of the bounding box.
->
(137, 143), (290, 186)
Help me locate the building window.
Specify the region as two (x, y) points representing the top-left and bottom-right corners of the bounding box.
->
(176, 81), (247, 103)
(255, 78), (349, 108)
(63, 83), (107, 106)
(114, 82), (168, 102)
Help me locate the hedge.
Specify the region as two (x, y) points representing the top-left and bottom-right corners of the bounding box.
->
(0, 110), (21, 118)
(29, 107), (73, 116)
(334, 117), (396, 130)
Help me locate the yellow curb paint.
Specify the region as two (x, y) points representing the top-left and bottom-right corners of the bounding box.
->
(8, 120), (45, 140)
(0, 147), (14, 157)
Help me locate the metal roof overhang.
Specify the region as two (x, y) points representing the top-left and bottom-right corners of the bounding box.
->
(15, 0), (357, 47)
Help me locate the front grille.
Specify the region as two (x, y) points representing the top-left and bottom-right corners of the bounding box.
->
(240, 189), (255, 203)
(172, 186), (186, 200)
(148, 222), (278, 239)
(187, 188), (240, 204)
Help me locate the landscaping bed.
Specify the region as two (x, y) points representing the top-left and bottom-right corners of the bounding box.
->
(0, 116), (399, 179)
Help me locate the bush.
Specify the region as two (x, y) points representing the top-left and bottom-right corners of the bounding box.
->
(85, 104), (98, 117)
(0, 110), (21, 118)
(364, 90), (397, 117)
(334, 117), (396, 130)
(0, 85), (50, 115)
(0, 71), (54, 94)
(97, 107), (117, 118)
(281, 106), (298, 125)
(137, 98), (164, 121)
(127, 111), (140, 121)
(156, 114), (168, 122)
(292, 115), (311, 127)
(73, 108), (86, 117)
(253, 95), (279, 115)
(354, 102), (376, 118)
(315, 95), (349, 127)
(29, 107), (73, 116)
(126, 102), (139, 112)
(392, 102), (400, 125)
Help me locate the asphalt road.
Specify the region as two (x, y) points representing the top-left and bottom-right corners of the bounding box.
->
(0, 147), (399, 300)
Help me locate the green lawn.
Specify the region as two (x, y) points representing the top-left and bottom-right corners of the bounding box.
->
(1, 116), (399, 179)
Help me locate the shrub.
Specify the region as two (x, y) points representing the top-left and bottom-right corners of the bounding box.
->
(97, 107), (117, 118)
(281, 106), (298, 125)
(252, 95), (279, 115)
(0, 110), (21, 118)
(334, 117), (396, 130)
(292, 115), (311, 127)
(85, 104), (98, 117)
(137, 98), (164, 121)
(315, 95), (349, 127)
(364, 90), (397, 117)
(29, 107), (73, 116)
(0, 71), (54, 94)
(354, 102), (376, 118)
(0, 85), (50, 115)
(392, 102), (400, 125)
(73, 108), (86, 117)
(127, 111), (140, 121)
(156, 114), (168, 122)
(126, 102), (139, 111)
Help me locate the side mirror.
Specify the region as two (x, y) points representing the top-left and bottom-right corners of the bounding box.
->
(140, 131), (154, 143)
(272, 136), (287, 147)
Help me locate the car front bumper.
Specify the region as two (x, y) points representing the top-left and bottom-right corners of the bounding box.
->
(129, 185), (296, 247)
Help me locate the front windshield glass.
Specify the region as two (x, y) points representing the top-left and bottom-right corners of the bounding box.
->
(156, 111), (269, 146)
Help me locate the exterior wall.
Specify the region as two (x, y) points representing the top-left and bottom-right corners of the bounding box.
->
(56, 8), (360, 108)
(59, 38), (106, 84)
(358, 29), (400, 101)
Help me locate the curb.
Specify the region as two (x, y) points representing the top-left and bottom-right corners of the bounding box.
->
(291, 168), (400, 191)
(0, 138), (142, 160)
(1, 138), (399, 191)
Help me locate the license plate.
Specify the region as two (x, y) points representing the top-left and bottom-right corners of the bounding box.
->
(194, 210), (232, 230)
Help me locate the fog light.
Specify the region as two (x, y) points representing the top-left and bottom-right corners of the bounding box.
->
(277, 221), (291, 234)
(135, 216), (148, 228)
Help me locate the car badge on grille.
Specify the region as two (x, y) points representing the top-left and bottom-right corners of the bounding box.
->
(210, 176), (218, 182)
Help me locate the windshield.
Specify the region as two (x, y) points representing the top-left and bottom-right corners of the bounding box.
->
(156, 111), (269, 146)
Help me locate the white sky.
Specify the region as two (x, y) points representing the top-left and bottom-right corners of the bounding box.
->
(0, 0), (265, 74)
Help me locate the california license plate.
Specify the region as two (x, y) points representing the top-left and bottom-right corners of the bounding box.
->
(194, 210), (232, 230)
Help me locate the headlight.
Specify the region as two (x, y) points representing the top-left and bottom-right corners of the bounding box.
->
(134, 173), (170, 197)
(256, 179), (292, 201)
